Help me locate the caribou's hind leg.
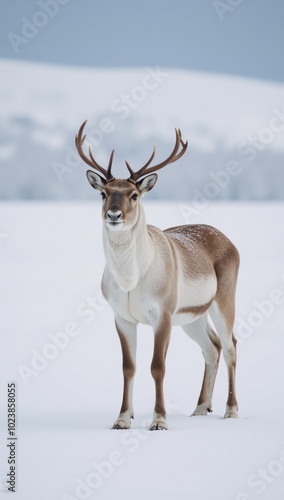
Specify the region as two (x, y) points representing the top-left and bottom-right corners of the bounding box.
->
(182, 314), (221, 416)
(209, 301), (238, 418)
(209, 251), (239, 418)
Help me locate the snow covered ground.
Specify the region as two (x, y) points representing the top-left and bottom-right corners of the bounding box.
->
(1, 201), (284, 499)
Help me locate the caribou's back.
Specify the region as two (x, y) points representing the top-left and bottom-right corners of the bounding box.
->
(164, 224), (239, 274)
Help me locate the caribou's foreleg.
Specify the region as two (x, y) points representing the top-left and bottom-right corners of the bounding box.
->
(150, 313), (172, 430)
(112, 318), (137, 429)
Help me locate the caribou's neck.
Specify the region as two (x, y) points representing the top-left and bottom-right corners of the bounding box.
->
(103, 205), (154, 292)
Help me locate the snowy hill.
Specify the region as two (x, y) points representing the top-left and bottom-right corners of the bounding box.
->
(1, 59), (284, 200)
(1, 201), (284, 499)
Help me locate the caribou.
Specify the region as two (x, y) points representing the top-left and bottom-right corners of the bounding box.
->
(75, 120), (240, 430)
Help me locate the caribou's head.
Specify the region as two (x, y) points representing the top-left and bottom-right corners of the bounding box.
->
(75, 120), (188, 231)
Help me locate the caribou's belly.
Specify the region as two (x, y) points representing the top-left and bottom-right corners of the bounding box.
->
(108, 274), (217, 326)
(172, 309), (208, 326)
(172, 274), (217, 326)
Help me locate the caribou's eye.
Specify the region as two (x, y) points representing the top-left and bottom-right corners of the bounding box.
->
(131, 193), (138, 201)
(101, 192), (106, 200)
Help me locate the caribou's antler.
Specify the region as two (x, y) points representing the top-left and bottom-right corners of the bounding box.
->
(75, 120), (115, 182)
(125, 129), (188, 184)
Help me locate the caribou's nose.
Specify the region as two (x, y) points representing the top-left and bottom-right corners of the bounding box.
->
(107, 210), (122, 222)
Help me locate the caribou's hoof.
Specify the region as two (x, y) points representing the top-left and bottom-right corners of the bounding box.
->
(150, 420), (168, 431)
(112, 419), (131, 430)
(191, 404), (212, 416)
(224, 408), (239, 419)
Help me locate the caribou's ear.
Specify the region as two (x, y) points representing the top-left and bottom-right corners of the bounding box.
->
(136, 174), (158, 196)
(86, 170), (106, 191)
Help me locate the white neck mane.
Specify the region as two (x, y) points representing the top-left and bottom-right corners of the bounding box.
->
(103, 204), (154, 292)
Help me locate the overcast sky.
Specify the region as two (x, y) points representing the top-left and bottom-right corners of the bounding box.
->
(1, 0), (284, 82)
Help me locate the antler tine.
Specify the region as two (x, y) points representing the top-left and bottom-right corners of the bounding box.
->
(126, 128), (188, 183)
(75, 120), (115, 181)
(167, 129), (188, 164)
(125, 146), (156, 180)
(88, 146), (114, 181)
(75, 120), (92, 167)
(178, 128), (187, 147)
(140, 146), (156, 170)
(107, 149), (115, 178)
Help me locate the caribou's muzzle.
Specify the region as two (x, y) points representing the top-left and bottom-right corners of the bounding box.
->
(106, 210), (124, 228)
